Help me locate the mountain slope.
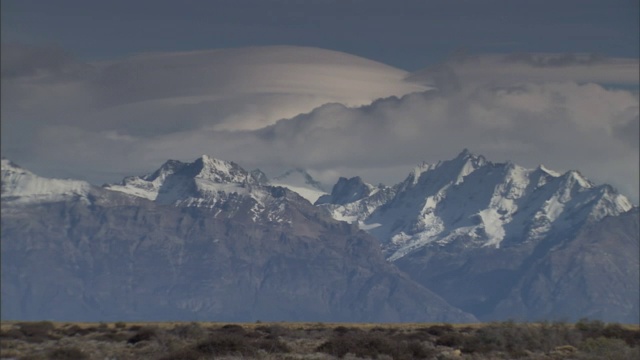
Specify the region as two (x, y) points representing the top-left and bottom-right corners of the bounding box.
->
(492, 208), (639, 323)
(1, 158), (475, 323)
(319, 150), (638, 322)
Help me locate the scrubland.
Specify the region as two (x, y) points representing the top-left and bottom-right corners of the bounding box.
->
(1, 319), (638, 359)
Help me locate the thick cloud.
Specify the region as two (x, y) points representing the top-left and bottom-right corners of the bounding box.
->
(2, 46), (638, 202)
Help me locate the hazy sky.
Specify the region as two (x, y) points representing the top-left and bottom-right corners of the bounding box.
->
(1, 0), (639, 202)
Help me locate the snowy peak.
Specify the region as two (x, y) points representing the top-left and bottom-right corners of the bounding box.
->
(402, 149), (487, 189)
(537, 164), (561, 177)
(1, 158), (91, 203)
(105, 155), (266, 202)
(438, 149), (488, 183)
(315, 176), (376, 205)
(270, 168), (328, 203)
(145, 155), (255, 184)
(1, 158), (28, 174)
(194, 155), (256, 184)
(562, 170), (593, 189)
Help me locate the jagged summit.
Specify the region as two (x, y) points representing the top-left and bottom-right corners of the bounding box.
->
(404, 149), (487, 188)
(105, 155), (263, 203)
(139, 155), (255, 185)
(315, 176), (377, 205)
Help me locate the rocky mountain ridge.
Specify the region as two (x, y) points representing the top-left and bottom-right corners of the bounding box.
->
(1, 157), (475, 323)
(2, 152), (637, 323)
(318, 149), (633, 260)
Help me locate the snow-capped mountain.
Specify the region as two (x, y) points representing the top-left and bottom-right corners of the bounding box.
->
(2, 153), (637, 323)
(1, 158), (92, 204)
(318, 150), (638, 322)
(269, 168), (328, 203)
(320, 149), (633, 261)
(104, 155), (313, 225)
(1, 157), (476, 323)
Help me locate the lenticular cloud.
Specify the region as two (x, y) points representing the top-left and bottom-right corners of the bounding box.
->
(87, 46), (428, 131)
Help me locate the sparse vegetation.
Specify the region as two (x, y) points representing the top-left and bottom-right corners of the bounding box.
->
(0, 320), (638, 359)
(47, 346), (89, 360)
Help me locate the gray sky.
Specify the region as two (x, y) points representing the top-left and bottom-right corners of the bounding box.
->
(2, 0), (638, 70)
(1, 0), (639, 202)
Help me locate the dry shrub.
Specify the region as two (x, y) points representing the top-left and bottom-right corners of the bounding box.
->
(216, 324), (246, 335)
(14, 354), (46, 360)
(158, 348), (202, 360)
(333, 326), (363, 336)
(57, 324), (93, 337)
(435, 331), (466, 348)
(194, 333), (256, 357)
(369, 326), (388, 333)
(169, 322), (207, 340)
(422, 324), (455, 336)
(16, 321), (56, 343)
(191, 332), (291, 357)
(256, 337), (291, 353)
(127, 326), (159, 344)
(388, 328), (433, 343)
(578, 336), (640, 360)
(256, 324), (288, 338)
(317, 332), (432, 360)
(459, 321), (577, 355)
(47, 346), (89, 360)
(0, 328), (26, 340)
(94, 330), (131, 342)
(114, 321), (127, 329)
(576, 318), (606, 339)
(601, 323), (640, 346)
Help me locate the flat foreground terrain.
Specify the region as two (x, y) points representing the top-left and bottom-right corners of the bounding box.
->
(1, 320), (638, 359)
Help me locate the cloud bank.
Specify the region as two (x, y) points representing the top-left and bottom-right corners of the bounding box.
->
(2, 45), (638, 202)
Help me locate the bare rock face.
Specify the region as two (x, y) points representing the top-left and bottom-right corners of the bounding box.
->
(316, 176), (373, 205)
(0, 158), (475, 323)
(491, 208), (639, 323)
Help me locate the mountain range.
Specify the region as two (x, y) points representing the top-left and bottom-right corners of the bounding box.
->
(1, 152), (637, 323)
(316, 150), (637, 322)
